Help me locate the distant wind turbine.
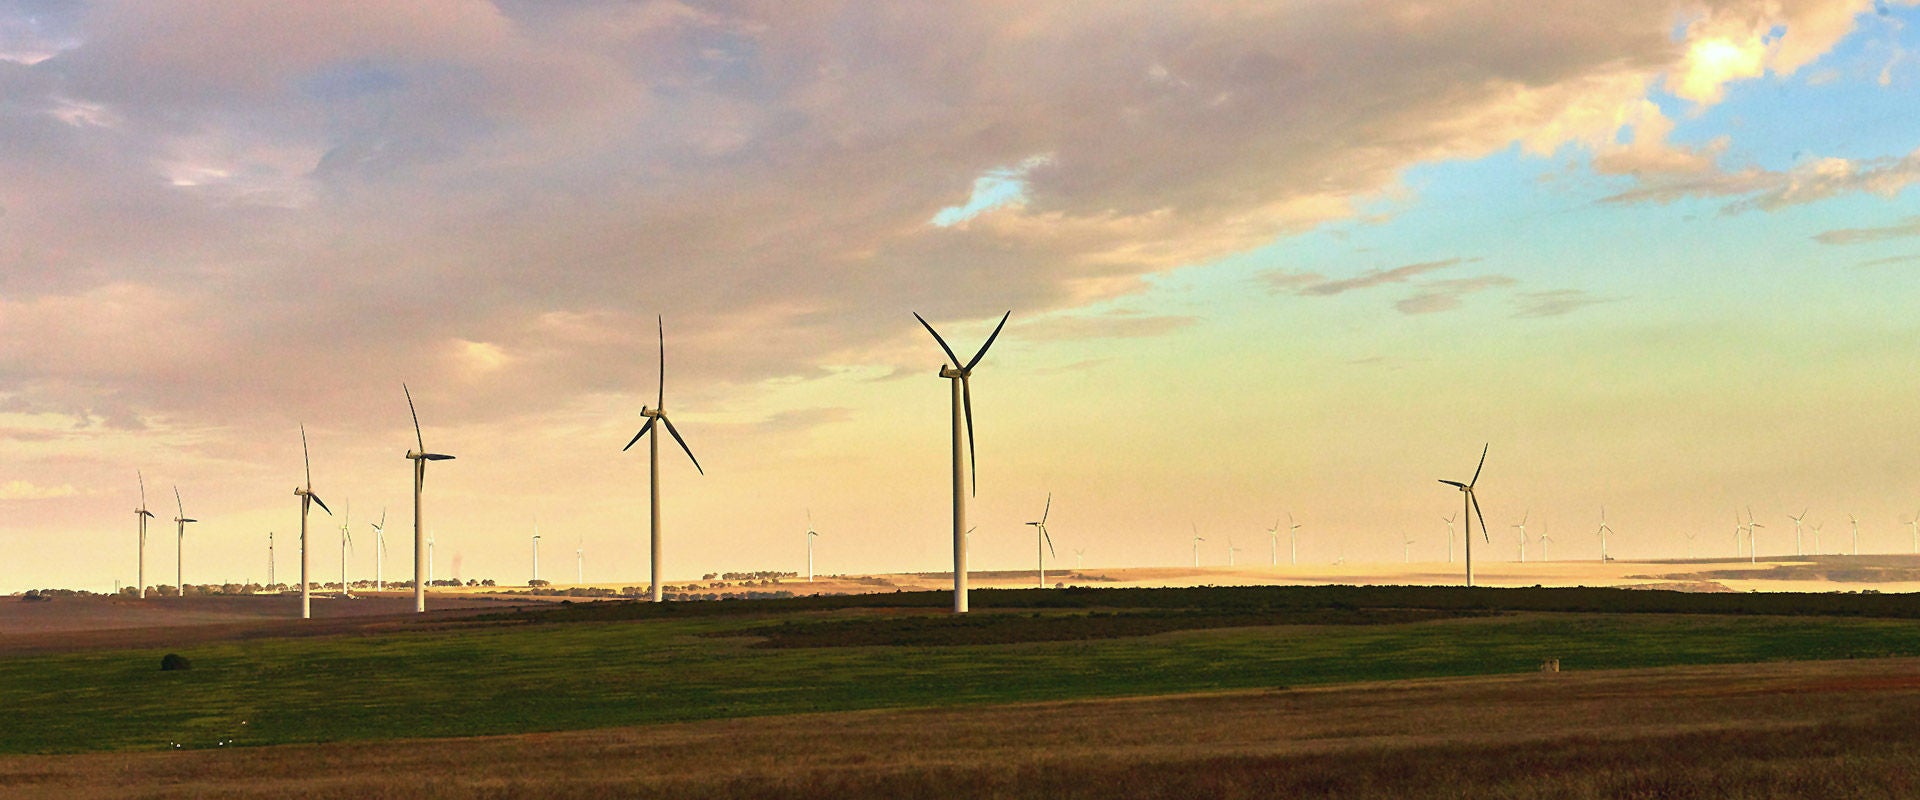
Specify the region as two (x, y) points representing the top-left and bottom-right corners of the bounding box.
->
(623, 317), (705, 604)
(370, 509), (387, 592)
(1595, 508), (1614, 562)
(134, 472), (155, 599)
(1908, 512), (1919, 555)
(1287, 513), (1302, 566)
(1683, 529), (1698, 559)
(1438, 445), (1491, 587)
(1026, 493), (1056, 588)
(173, 487), (196, 597)
(1811, 521), (1824, 554)
(1074, 548), (1085, 570)
(293, 425), (334, 620)
(1512, 510), (1528, 563)
(1266, 519), (1280, 566)
(1191, 524), (1205, 568)
(1745, 507), (1763, 563)
(805, 510), (819, 583)
(338, 500), (353, 598)
(1849, 513), (1860, 556)
(913, 310), (1010, 614)
(267, 531), (276, 588)
(404, 384), (455, 613)
(1443, 513), (1456, 563)
(576, 535), (585, 584)
(531, 523), (541, 585)
(1227, 536), (1240, 567)
(1538, 522), (1552, 563)
(1789, 509), (1808, 556)
(1403, 531), (1416, 564)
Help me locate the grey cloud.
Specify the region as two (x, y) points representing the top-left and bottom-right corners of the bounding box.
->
(1815, 216), (1920, 245)
(1604, 149), (1920, 212)
(1393, 275), (1518, 315)
(1859, 253), (1920, 267)
(1512, 289), (1620, 318)
(1301, 258), (1470, 296)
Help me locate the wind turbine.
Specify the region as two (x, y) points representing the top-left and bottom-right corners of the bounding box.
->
(1287, 513), (1302, 566)
(293, 425), (334, 620)
(1733, 514), (1747, 559)
(134, 472), (155, 599)
(1403, 531), (1416, 564)
(1789, 509), (1808, 556)
(370, 510), (387, 592)
(1595, 508), (1614, 562)
(404, 384), (455, 613)
(267, 531), (276, 589)
(1191, 524), (1205, 568)
(913, 310), (1010, 614)
(1438, 445), (1491, 587)
(805, 510), (819, 583)
(1266, 519), (1280, 566)
(1074, 548), (1085, 570)
(622, 317), (705, 604)
(1849, 513), (1860, 556)
(338, 500), (354, 598)
(1811, 521), (1824, 554)
(1443, 513), (1456, 563)
(1538, 522), (1552, 562)
(1026, 493), (1056, 587)
(1745, 507), (1764, 563)
(1227, 536), (1240, 567)
(1683, 530), (1698, 559)
(1908, 512), (1919, 555)
(576, 535), (585, 584)
(531, 524), (541, 585)
(1512, 510), (1528, 563)
(173, 487), (196, 597)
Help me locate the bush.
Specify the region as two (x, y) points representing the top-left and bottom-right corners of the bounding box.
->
(159, 653), (192, 671)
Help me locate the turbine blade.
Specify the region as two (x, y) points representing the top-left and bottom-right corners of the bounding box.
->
(1041, 492), (1051, 523)
(1438, 479), (1466, 488)
(310, 494), (332, 516)
(622, 417), (656, 451)
(1470, 443), (1488, 486)
(301, 424), (312, 489)
(174, 486), (183, 518)
(656, 316), (665, 410)
(1043, 528), (1056, 559)
(963, 311), (1011, 371)
(138, 470), (146, 508)
(424, 453), (456, 461)
(962, 376), (977, 496)
(661, 415), (704, 475)
(1471, 493), (1490, 543)
(912, 312), (963, 367)
(404, 383), (426, 453)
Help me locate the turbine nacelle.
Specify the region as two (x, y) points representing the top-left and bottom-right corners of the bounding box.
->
(938, 366), (971, 379)
(406, 450), (456, 461)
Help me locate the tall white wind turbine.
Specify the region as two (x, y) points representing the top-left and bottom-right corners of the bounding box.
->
(576, 535), (585, 585)
(371, 509), (387, 592)
(531, 525), (541, 585)
(1403, 531), (1416, 564)
(805, 510), (819, 583)
(623, 317), (706, 604)
(173, 487), (196, 597)
(1849, 513), (1860, 556)
(1595, 508), (1613, 562)
(293, 426), (334, 620)
(1733, 514), (1747, 559)
(1288, 513), (1302, 566)
(1443, 513), (1456, 563)
(1908, 512), (1919, 555)
(338, 500), (353, 598)
(1438, 445), (1491, 587)
(1512, 510), (1528, 563)
(267, 531), (276, 589)
(404, 384), (455, 613)
(1191, 524), (1205, 569)
(1538, 523), (1552, 563)
(1811, 521), (1823, 554)
(1745, 507), (1763, 563)
(1026, 493), (1056, 587)
(1683, 529), (1698, 559)
(1227, 536), (1240, 567)
(1266, 519), (1281, 566)
(1789, 509), (1807, 556)
(1074, 548), (1085, 570)
(134, 472), (155, 599)
(913, 311), (1010, 614)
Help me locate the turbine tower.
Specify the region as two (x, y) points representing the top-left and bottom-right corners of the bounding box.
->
(1074, 548), (1085, 570)
(1287, 513), (1302, 566)
(1266, 519), (1280, 566)
(1512, 510), (1528, 563)
(1443, 513), (1456, 563)
(1733, 514), (1747, 559)
(1789, 509), (1808, 556)
(1908, 512), (1919, 555)
(913, 310), (1010, 614)
(404, 384), (456, 613)
(531, 526), (541, 585)
(622, 317), (705, 604)
(805, 511), (819, 583)
(1228, 537), (1241, 567)
(134, 472), (155, 599)
(1438, 445), (1491, 587)
(1849, 513), (1860, 556)
(293, 425), (334, 620)
(371, 509), (387, 592)
(1026, 493), (1056, 587)
(173, 487), (196, 597)
(1595, 508), (1613, 562)
(338, 500), (353, 598)
(1745, 507), (1763, 563)
(267, 531), (276, 589)
(1683, 530), (1698, 559)
(1811, 521), (1824, 554)
(1538, 523), (1552, 562)
(576, 535), (585, 585)
(1403, 531), (1416, 564)
(1191, 524), (1205, 568)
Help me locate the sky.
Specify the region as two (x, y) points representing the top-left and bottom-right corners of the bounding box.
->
(5, 0), (1920, 593)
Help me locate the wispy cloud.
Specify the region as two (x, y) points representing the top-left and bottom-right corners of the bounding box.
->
(1605, 149), (1920, 212)
(1814, 216), (1920, 245)
(1298, 258), (1471, 296)
(1859, 253), (1920, 268)
(1395, 275), (1519, 315)
(0, 480), (79, 501)
(1512, 289), (1621, 318)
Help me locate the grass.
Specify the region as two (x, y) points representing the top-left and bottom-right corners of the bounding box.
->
(4, 586), (1920, 754)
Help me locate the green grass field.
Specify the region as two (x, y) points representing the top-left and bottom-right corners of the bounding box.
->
(5, 586), (1920, 754)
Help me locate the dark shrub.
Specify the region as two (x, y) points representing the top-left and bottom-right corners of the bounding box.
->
(160, 653), (192, 671)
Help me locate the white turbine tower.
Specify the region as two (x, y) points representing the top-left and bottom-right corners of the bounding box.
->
(1538, 523), (1552, 562)
(134, 472), (155, 599)
(1849, 513), (1860, 556)
(805, 510), (819, 583)
(1908, 512), (1919, 555)
(1074, 548), (1085, 570)
(1403, 531), (1416, 564)
(1444, 513), (1456, 563)
(370, 510), (388, 592)
(338, 500), (354, 598)
(913, 311), (1010, 614)
(1595, 508), (1614, 562)
(576, 535), (585, 585)
(1745, 507), (1763, 563)
(1227, 536), (1240, 567)
(1287, 513), (1302, 566)
(267, 531), (276, 589)
(1811, 521), (1824, 554)
(1512, 510), (1528, 563)
(1789, 509), (1808, 556)
(1438, 444), (1491, 587)
(404, 384), (456, 613)
(1266, 519), (1280, 566)
(623, 317), (706, 604)
(293, 425), (334, 620)
(531, 525), (541, 585)
(172, 487), (197, 597)
(1683, 530), (1698, 559)
(1733, 514), (1747, 559)
(1191, 525), (1205, 568)
(1027, 494), (1056, 587)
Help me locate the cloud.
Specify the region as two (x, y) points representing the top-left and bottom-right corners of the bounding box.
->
(1859, 253), (1920, 267)
(1394, 275), (1520, 314)
(1814, 216), (1920, 245)
(1512, 289), (1621, 318)
(0, 480), (79, 500)
(1604, 148), (1920, 211)
(746, 407), (854, 436)
(1298, 259), (1471, 296)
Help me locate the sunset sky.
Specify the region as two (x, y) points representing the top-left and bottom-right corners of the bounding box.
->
(6, 1), (1920, 593)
